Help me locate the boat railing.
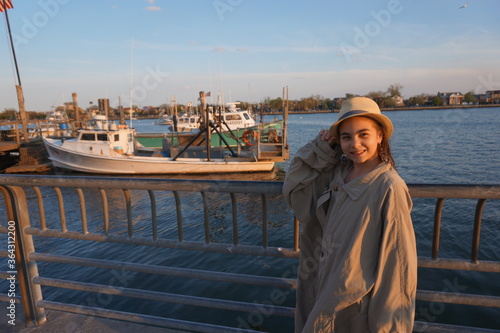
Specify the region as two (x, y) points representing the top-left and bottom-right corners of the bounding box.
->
(0, 120), (76, 142)
(0, 175), (499, 332)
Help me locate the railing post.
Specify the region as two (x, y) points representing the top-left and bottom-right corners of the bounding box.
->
(7, 186), (47, 326)
(471, 199), (486, 264)
(261, 193), (268, 248)
(432, 198), (445, 260)
(1, 185), (31, 325)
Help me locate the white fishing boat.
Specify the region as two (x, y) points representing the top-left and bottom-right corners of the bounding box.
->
(46, 109), (69, 123)
(28, 109), (71, 137)
(172, 113), (200, 132)
(154, 110), (174, 125)
(42, 115), (280, 174)
(154, 115), (173, 126)
(171, 103), (256, 133)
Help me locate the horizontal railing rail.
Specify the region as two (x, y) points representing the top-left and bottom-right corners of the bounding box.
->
(0, 174), (499, 332)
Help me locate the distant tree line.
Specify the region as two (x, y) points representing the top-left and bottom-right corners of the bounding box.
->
(0, 83), (493, 120)
(0, 109), (46, 121)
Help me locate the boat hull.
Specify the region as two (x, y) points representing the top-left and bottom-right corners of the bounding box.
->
(44, 138), (274, 174)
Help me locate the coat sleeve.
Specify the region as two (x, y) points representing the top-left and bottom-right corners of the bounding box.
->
(282, 134), (342, 224)
(368, 181), (417, 333)
(282, 135), (342, 333)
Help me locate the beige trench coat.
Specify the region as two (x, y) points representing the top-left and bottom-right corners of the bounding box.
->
(283, 135), (417, 333)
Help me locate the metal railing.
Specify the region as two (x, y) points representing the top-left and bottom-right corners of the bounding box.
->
(0, 175), (499, 332)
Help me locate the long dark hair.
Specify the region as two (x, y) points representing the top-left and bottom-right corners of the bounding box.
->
(370, 117), (396, 169)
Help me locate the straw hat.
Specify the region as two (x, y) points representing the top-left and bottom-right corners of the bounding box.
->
(329, 97), (394, 139)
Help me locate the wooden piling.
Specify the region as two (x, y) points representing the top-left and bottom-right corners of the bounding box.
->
(16, 85), (30, 143)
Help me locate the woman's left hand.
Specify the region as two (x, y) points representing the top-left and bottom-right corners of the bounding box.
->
(319, 129), (336, 147)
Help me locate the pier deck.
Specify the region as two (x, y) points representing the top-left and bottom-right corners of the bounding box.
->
(1, 308), (184, 333)
(0, 141), (20, 152)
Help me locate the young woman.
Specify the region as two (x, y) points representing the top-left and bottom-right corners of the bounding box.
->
(283, 97), (417, 333)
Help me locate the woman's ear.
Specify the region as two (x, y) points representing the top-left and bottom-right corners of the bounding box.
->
(377, 131), (383, 145)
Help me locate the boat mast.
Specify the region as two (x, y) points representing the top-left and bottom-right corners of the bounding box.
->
(283, 86), (289, 152)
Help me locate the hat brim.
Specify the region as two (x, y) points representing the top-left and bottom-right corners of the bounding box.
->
(329, 110), (394, 140)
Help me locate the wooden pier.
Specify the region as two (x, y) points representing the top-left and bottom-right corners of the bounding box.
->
(0, 140), (20, 152)
(0, 120), (76, 173)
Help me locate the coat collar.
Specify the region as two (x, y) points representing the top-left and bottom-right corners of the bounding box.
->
(340, 162), (391, 200)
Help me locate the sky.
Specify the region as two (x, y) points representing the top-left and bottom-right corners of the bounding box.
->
(1, 0), (500, 112)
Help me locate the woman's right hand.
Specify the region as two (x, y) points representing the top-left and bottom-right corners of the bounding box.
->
(320, 129), (336, 147)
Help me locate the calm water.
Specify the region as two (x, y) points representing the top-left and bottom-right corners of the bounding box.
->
(1, 108), (499, 331)
(284, 108), (500, 184)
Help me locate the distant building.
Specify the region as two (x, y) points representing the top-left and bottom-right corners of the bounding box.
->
(62, 102), (76, 111)
(391, 95), (404, 107)
(485, 90), (500, 104)
(439, 92), (464, 105)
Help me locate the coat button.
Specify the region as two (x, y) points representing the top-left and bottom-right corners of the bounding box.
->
(332, 185), (338, 191)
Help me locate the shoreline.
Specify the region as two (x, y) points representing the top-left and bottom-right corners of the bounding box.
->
(266, 104), (500, 115)
(381, 104), (500, 111)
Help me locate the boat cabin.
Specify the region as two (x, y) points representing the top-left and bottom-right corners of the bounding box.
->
(58, 125), (136, 157)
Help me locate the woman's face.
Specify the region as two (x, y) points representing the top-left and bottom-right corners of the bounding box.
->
(338, 116), (383, 167)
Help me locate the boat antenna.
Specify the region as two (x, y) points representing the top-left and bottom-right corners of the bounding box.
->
(248, 83), (253, 112)
(208, 61), (214, 105)
(129, 38), (134, 128)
